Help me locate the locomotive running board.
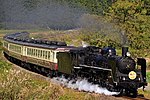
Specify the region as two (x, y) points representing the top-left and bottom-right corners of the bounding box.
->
(74, 66), (82, 69)
(77, 64), (112, 71)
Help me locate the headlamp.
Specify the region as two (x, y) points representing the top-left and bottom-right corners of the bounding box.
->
(128, 71), (137, 80)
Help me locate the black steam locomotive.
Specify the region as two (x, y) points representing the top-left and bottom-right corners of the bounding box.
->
(3, 32), (147, 97)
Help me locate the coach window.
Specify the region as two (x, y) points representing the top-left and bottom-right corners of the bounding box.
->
(37, 49), (39, 57)
(32, 49), (34, 56)
(47, 51), (49, 60)
(42, 51), (44, 59)
(36, 50), (39, 57)
(48, 51), (51, 60)
(27, 48), (29, 55)
(37, 50), (39, 57)
(31, 49), (33, 56)
(9, 44), (11, 50)
(13, 45), (15, 51)
(14, 45), (16, 52)
(26, 48), (28, 55)
(16, 46), (18, 52)
(29, 48), (31, 56)
(44, 51), (47, 59)
(33, 49), (35, 56)
(12, 45), (15, 52)
(38, 50), (41, 58)
(40, 50), (42, 58)
(35, 49), (37, 57)
(18, 46), (21, 53)
(34, 49), (36, 56)
(17, 46), (20, 53)
(36, 49), (37, 57)
(50, 51), (53, 61)
(53, 52), (55, 61)
(44, 50), (46, 59)
(28, 48), (31, 55)
(29, 48), (31, 55)
(4, 42), (8, 48)
(30, 49), (32, 56)
(15, 46), (17, 52)
(45, 51), (47, 59)
(39, 50), (41, 58)
(15, 45), (17, 52)
(43, 51), (45, 59)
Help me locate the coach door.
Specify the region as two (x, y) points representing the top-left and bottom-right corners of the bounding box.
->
(57, 52), (73, 74)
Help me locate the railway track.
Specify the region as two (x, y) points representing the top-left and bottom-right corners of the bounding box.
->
(121, 95), (149, 100)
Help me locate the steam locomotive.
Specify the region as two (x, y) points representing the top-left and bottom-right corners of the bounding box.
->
(3, 32), (147, 97)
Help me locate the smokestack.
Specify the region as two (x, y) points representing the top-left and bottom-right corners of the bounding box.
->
(122, 46), (128, 57)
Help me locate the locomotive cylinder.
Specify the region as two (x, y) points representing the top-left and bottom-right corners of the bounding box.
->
(122, 46), (128, 57)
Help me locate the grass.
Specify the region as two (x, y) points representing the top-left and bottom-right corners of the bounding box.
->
(147, 72), (150, 83)
(138, 89), (150, 99)
(0, 68), (82, 99)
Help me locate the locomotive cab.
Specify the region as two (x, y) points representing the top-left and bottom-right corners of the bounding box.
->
(101, 47), (116, 56)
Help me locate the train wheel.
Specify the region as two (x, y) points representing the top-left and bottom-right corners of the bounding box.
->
(46, 70), (54, 78)
(117, 89), (123, 96)
(125, 89), (137, 98)
(131, 89), (137, 98)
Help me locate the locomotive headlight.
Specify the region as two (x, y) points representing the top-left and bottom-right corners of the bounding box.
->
(128, 71), (137, 80)
(122, 77), (126, 81)
(138, 77), (141, 81)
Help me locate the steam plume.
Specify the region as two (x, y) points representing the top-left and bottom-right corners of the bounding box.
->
(51, 76), (119, 95)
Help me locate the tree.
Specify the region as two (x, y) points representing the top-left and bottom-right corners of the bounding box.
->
(107, 0), (150, 49)
(144, 0), (150, 15)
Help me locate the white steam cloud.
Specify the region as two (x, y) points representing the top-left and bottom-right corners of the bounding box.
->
(51, 76), (119, 95)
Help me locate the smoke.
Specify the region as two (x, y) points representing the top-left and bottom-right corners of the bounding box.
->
(51, 76), (119, 95)
(120, 30), (129, 46)
(1, 0), (86, 30)
(78, 14), (129, 46)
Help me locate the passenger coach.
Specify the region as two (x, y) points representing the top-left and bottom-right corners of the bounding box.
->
(3, 32), (75, 74)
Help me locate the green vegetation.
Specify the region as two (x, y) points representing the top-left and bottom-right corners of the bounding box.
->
(138, 89), (150, 99)
(147, 72), (150, 83)
(0, 68), (88, 100)
(0, 29), (49, 34)
(107, 0), (150, 50)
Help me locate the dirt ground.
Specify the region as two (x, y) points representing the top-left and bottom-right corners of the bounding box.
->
(145, 83), (150, 91)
